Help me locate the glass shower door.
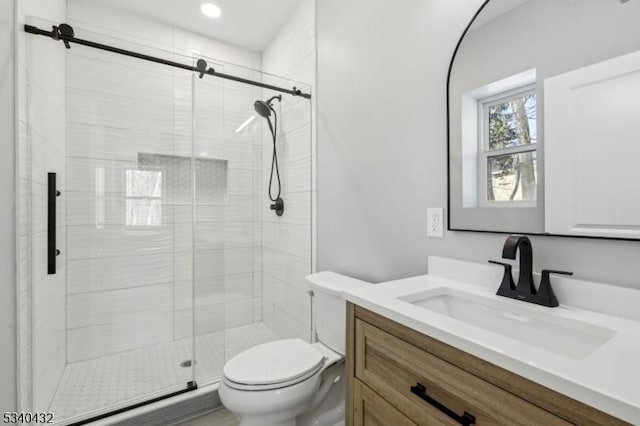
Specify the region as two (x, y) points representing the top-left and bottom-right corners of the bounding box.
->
(191, 56), (314, 385)
(24, 20), (196, 424)
(192, 54), (273, 385)
(191, 56), (229, 385)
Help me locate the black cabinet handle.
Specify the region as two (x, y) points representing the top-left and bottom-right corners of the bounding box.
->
(410, 383), (476, 426)
(47, 173), (61, 274)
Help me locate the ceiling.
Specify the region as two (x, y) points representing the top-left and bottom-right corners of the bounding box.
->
(88, 0), (302, 51)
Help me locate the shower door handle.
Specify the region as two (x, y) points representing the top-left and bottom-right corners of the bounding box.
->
(48, 173), (61, 274)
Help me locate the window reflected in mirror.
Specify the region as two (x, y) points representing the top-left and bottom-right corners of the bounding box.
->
(482, 91), (537, 204)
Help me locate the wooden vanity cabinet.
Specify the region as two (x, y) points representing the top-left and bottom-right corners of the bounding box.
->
(346, 303), (628, 426)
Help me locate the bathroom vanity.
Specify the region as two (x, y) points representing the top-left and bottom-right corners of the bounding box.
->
(346, 305), (624, 425)
(343, 258), (640, 425)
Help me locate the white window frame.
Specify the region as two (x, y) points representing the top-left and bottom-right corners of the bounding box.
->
(478, 84), (537, 208)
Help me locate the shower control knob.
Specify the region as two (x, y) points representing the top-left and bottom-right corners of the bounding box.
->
(270, 198), (285, 216)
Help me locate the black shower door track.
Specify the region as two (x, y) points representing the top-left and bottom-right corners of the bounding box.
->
(24, 23), (312, 99)
(69, 382), (198, 426)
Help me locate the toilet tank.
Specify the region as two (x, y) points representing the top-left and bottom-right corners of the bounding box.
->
(306, 272), (371, 355)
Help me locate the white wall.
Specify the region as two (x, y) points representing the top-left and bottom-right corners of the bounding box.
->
(261, 0), (315, 341)
(0, 0), (17, 412)
(316, 0), (640, 289)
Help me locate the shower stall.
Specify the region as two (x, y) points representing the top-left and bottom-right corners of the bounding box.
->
(17, 18), (313, 425)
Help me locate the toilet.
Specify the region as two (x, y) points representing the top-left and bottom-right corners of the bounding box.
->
(219, 272), (370, 426)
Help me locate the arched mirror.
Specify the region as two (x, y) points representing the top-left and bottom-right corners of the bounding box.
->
(447, 0), (640, 239)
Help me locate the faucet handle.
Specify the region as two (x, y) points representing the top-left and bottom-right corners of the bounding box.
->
(488, 260), (511, 268)
(541, 269), (573, 278)
(537, 270), (573, 308)
(489, 260), (516, 295)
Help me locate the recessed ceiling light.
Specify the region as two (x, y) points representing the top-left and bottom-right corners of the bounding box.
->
(201, 3), (222, 18)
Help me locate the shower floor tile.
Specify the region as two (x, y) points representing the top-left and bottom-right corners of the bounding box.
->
(49, 322), (278, 424)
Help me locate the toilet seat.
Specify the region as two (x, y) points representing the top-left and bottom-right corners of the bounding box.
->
(223, 339), (325, 391)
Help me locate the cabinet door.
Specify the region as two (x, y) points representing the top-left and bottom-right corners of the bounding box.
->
(355, 319), (570, 426)
(353, 379), (416, 426)
(545, 49), (640, 238)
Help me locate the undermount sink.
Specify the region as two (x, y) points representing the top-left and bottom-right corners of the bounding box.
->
(398, 288), (616, 360)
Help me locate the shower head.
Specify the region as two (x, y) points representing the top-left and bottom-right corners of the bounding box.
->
(254, 100), (272, 118)
(254, 95), (282, 118)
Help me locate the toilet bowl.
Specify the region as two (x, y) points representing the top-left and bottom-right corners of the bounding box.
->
(218, 272), (371, 426)
(219, 339), (343, 426)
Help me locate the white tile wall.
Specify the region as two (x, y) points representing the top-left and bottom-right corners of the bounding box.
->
(67, 89), (176, 135)
(67, 311), (175, 363)
(263, 223), (312, 260)
(66, 123), (176, 162)
(261, 0), (316, 341)
(264, 123), (312, 167)
(66, 225), (174, 260)
(67, 253), (174, 294)
(67, 284), (174, 329)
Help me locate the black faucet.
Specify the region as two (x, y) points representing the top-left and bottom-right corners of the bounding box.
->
(502, 235), (535, 295)
(489, 235), (572, 307)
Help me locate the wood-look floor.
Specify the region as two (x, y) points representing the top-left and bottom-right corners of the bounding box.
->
(175, 408), (240, 426)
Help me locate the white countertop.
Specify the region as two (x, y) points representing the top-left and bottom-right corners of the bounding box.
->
(342, 257), (640, 424)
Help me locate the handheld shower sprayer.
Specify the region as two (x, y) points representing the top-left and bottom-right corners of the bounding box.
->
(254, 95), (284, 216)
(254, 95), (281, 118)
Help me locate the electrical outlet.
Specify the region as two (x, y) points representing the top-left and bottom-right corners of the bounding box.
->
(427, 208), (444, 238)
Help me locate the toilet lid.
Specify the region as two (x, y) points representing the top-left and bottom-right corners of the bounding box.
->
(223, 339), (325, 386)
